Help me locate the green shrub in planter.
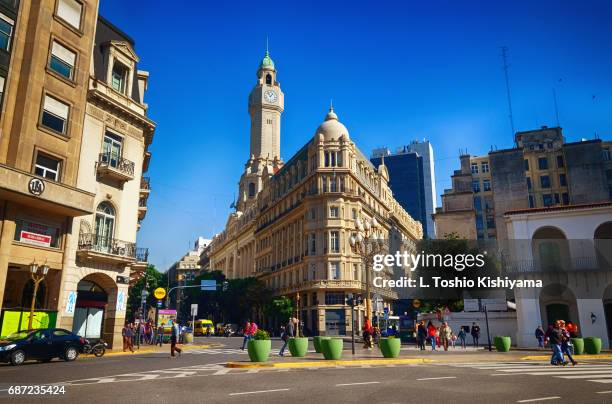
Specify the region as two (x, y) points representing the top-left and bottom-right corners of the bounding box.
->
(571, 338), (584, 355)
(584, 337), (602, 355)
(493, 336), (511, 352)
(321, 338), (343, 360)
(288, 337), (308, 357)
(247, 330), (271, 362)
(379, 337), (401, 358)
(313, 336), (329, 353)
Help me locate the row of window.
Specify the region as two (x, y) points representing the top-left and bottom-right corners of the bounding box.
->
(526, 174), (567, 190)
(307, 231), (341, 255)
(524, 155), (564, 171)
(470, 161), (489, 174)
(528, 192), (569, 208)
(33, 131), (125, 182)
(472, 179), (491, 193)
(324, 151), (342, 167)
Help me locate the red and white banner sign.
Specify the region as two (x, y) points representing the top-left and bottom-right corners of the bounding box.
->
(20, 231), (52, 247)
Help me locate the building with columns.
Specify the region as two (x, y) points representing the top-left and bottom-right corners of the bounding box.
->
(0, 1), (154, 348)
(209, 51), (422, 336)
(504, 202), (612, 348)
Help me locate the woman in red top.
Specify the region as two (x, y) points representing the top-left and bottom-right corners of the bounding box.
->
(427, 321), (437, 351)
(363, 319), (374, 348)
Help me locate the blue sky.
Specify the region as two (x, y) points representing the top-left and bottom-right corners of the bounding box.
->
(99, 0), (612, 271)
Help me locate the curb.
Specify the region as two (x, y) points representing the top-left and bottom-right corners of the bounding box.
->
(226, 358), (433, 368)
(521, 354), (612, 361)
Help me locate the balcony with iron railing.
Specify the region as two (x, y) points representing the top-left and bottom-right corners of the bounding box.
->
(503, 256), (611, 274)
(138, 197), (148, 220)
(77, 232), (136, 265)
(135, 247), (149, 263)
(96, 152), (135, 183)
(140, 177), (151, 198)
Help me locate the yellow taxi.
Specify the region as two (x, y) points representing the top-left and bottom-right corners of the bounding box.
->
(193, 319), (215, 336)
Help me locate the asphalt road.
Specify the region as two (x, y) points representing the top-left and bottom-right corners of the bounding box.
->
(1, 337), (612, 403)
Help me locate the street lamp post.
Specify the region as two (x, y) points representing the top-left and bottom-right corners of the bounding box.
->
(27, 263), (49, 330)
(349, 217), (387, 322)
(296, 293), (300, 338)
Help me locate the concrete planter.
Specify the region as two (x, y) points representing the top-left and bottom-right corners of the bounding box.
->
(493, 336), (511, 352)
(584, 337), (602, 355)
(571, 338), (584, 355)
(288, 337), (308, 357)
(321, 338), (343, 360)
(379, 337), (401, 358)
(247, 339), (271, 362)
(313, 336), (329, 353)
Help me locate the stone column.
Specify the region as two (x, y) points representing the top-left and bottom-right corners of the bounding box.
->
(0, 202), (16, 309)
(577, 298), (609, 349)
(516, 297), (542, 347)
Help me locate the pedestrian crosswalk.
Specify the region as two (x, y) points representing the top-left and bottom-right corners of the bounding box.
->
(186, 348), (317, 355)
(444, 361), (612, 384)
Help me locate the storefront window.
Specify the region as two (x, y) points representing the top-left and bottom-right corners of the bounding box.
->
(13, 219), (61, 248)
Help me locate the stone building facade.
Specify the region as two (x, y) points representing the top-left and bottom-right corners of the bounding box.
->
(434, 126), (611, 240)
(0, 1), (154, 348)
(209, 52), (422, 336)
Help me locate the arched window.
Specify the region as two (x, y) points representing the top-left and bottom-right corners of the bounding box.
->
(265, 74), (272, 85)
(248, 182), (256, 198)
(95, 202), (115, 249)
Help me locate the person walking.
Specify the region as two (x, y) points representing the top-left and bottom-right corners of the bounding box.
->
(417, 321), (427, 350)
(241, 321), (252, 350)
(362, 319), (374, 349)
(549, 320), (566, 366)
(156, 323), (164, 346)
(122, 323), (134, 352)
(170, 319), (182, 357)
(427, 321), (437, 351)
(471, 322), (481, 348)
(560, 320), (577, 366)
(279, 318), (295, 356)
(457, 326), (467, 349)
(535, 326), (545, 350)
(439, 322), (452, 351)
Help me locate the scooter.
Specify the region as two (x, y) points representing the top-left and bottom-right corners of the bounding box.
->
(82, 339), (108, 357)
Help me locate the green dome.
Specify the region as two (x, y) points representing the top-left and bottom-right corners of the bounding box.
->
(260, 50), (275, 70)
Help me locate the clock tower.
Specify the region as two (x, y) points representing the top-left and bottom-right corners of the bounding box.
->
(248, 49), (284, 160)
(237, 50), (284, 212)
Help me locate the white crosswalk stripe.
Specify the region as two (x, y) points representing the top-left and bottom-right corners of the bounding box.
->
(446, 361), (612, 384)
(187, 348), (313, 355)
(187, 348), (283, 355)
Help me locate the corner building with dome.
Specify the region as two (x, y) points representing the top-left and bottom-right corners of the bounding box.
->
(208, 51), (422, 336)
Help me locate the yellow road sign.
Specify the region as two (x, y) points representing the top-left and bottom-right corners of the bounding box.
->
(154, 287), (166, 300)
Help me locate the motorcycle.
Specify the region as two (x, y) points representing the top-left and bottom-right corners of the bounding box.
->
(82, 339), (108, 357)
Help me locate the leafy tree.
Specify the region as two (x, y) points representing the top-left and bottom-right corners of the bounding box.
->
(264, 296), (294, 324)
(127, 265), (165, 321)
(180, 273), (271, 326)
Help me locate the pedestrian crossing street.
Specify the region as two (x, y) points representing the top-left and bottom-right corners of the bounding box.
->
(444, 361), (612, 384)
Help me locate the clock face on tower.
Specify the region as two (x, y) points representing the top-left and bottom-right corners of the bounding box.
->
(264, 90), (277, 103)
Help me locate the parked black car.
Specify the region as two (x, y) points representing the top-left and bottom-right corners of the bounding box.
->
(0, 328), (86, 366)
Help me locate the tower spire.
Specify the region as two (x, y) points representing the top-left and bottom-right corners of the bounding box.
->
(330, 99), (333, 111)
(266, 36), (269, 55)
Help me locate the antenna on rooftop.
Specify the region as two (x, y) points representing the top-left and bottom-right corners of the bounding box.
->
(500, 46), (516, 137)
(553, 86), (560, 127)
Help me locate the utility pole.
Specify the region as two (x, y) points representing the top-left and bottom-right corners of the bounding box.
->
(500, 46), (516, 138)
(484, 305), (492, 352)
(552, 88), (560, 127)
